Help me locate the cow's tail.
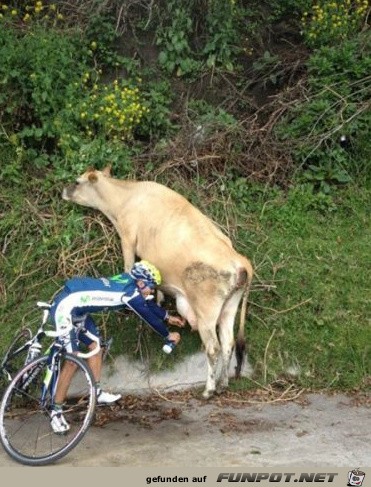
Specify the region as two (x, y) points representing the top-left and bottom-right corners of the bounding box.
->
(235, 262), (253, 379)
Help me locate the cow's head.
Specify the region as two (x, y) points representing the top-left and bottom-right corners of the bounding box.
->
(62, 165), (112, 208)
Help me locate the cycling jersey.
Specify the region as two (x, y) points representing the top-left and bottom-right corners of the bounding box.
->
(50, 273), (170, 353)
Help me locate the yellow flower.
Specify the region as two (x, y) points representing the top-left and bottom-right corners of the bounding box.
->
(90, 41), (97, 50)
(11, 9), (17, 16)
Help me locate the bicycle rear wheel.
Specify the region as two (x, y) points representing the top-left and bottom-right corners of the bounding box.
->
(0, 353), (96, 466)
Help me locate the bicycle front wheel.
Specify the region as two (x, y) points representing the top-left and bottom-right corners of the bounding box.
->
(0, 328), (32, 387)
(0, 353), (96, 466)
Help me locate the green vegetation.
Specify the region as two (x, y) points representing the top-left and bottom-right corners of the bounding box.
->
(0, 0), (370, 391)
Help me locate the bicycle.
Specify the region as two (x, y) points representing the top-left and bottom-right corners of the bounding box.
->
(0, 302), (50, 389)
(0, 302), (108, 466)
(0, 302), (113, 387)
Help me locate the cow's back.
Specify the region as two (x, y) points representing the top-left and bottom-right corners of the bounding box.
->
(114, 180), (239, 276)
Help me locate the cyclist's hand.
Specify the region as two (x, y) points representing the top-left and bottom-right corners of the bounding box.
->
(168, 332), (181, 345)
(167, 315), (186, 327)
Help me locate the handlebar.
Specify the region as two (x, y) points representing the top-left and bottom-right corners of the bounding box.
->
(36, 302), (101, 359)
(36, 301), (51, 326)
(76, 329), (101, 359)
(44, 324), (101, 359)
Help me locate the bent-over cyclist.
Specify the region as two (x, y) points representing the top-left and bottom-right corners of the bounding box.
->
(49, 260), (185, 433)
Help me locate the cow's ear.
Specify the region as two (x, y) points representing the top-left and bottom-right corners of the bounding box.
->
(88, 173), (98, 183)
(102, 165), (112, 177)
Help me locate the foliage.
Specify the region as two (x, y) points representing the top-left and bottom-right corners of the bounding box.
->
(1, 174), (370, 390)
(84, 11), (123, 69)
(0, 25), (88, 175)
(73, 78), (147, 142)
(214, 180), (370, 389)
(135, 79), (176, 141)
(202, 0), (245, 72)
(188, 99), (238, 128)
(301, 0), (369, 49)
(154, 0), (249, 77)
(0, 1), (65, 25)
(0, 0), (370, 392)
(276, 32), (371, 190)
(155, 1), (201, 77)
(269, 0), (311, 20)
(0, 17), (172, 182)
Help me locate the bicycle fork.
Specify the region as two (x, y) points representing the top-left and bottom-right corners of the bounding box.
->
(40, 345), (62, 408)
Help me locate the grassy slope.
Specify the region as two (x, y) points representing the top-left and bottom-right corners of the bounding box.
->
(1, 176), (370, 390)
(239, 185), (370, 389)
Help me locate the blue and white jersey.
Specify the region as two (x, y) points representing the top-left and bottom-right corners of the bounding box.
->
(50, 273), (170, 339)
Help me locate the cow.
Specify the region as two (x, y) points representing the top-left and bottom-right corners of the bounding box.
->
(62, 165), (253, 399)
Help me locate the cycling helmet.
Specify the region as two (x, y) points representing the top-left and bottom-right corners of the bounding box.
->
(130, 260), (162, 288)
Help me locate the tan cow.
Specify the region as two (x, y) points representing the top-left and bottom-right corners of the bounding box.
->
(62, 166), (253, 398)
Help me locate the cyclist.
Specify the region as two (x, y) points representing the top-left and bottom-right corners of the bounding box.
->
(49, 260), (185, 433)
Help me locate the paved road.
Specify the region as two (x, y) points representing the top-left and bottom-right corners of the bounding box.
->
(0, 392), (369, 467)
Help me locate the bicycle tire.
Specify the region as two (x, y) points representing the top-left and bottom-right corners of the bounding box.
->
(0, 353), (96, 466)
(0, 328), (33, 388)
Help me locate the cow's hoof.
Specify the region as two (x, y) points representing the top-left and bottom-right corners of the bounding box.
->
(216, 384), (227, 395)
(202, 389), (215, 400)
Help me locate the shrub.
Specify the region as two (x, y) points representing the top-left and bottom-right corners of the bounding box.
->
(0, 19), (152, 180)
(0, 25), (89, 174)
(301, 0), (369, 49)
(156, 1), (201, 77)
(72, 78), (147, 142)
(276, 32), (371, 189)
(202, 0), (245, 71)
(0, 1), (64, 25)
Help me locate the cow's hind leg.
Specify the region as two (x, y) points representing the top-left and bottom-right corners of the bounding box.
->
(198, 325), (220, 399)
(217, 289), (244, 393)
(195, 307), (222, 399)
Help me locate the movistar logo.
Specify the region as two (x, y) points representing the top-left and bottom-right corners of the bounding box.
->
(80, 295), (91, 304)
(110, 275), (130, 284)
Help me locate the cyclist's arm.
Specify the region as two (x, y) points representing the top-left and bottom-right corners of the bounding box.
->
(146, 297), (169, 320)
(126, 294), (170, 339)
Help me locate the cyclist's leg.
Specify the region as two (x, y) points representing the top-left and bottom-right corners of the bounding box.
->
(50, 294), (81, 433)
(50, 290), (79, 406)
(50, 330), (79, 433)
(80, 315), (121, 404)
(53, 350), (78, 405)
(79, 315), (102, 382)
